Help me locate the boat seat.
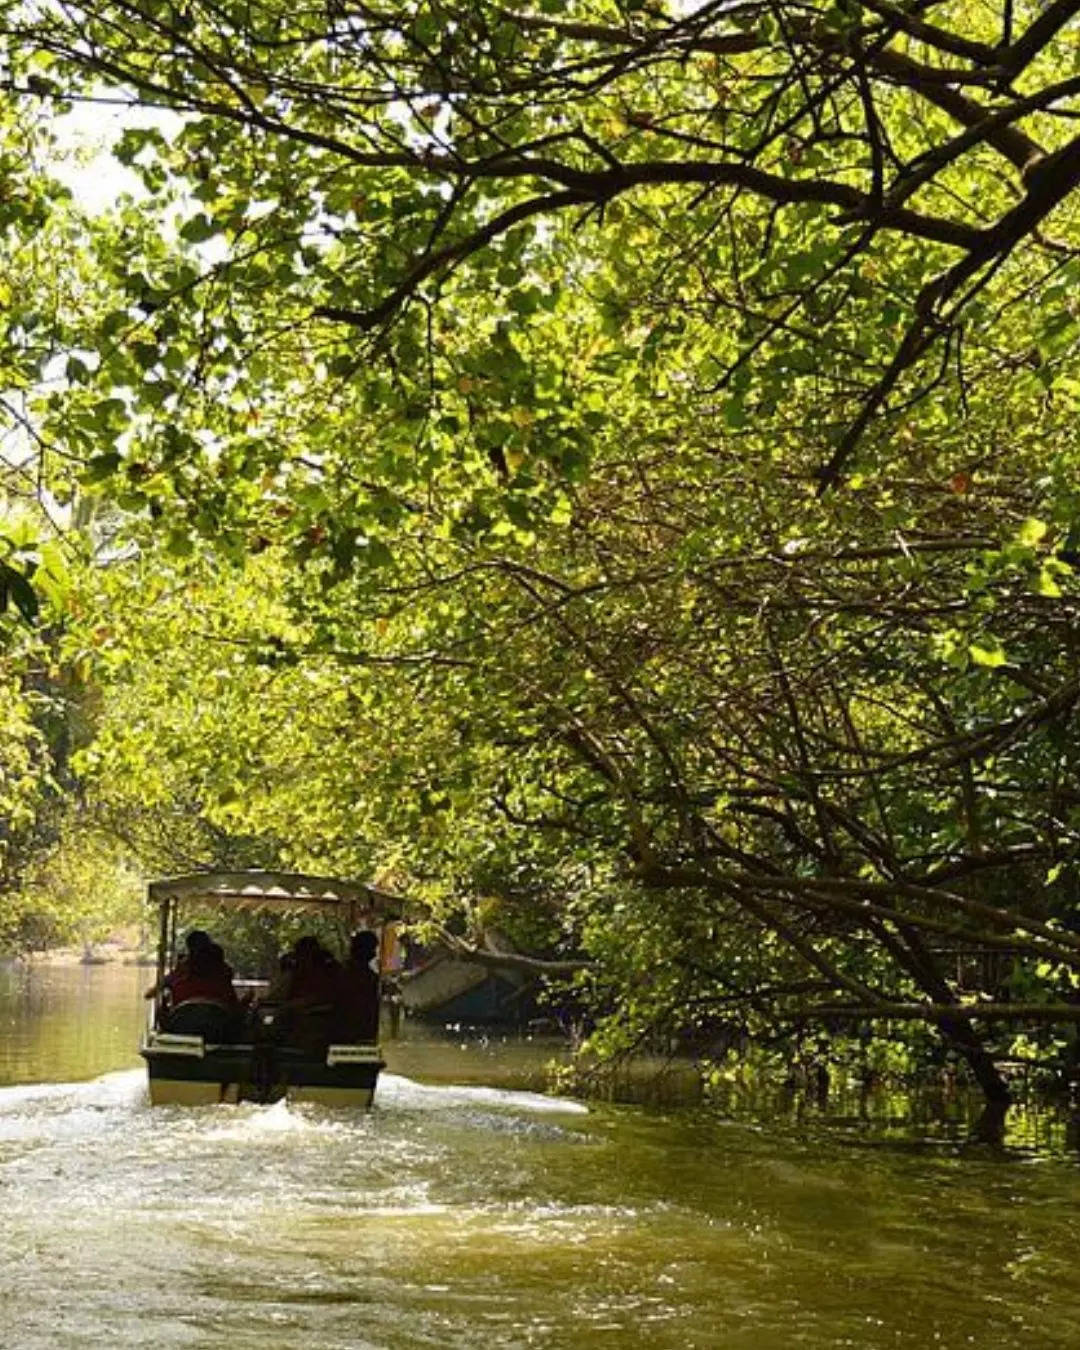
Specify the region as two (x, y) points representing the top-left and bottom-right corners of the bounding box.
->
(285, 1005), (336, 1056)
(163, 999), (239, 1041)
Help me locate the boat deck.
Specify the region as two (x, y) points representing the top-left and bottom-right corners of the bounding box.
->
(142, 1032), (384, 1106)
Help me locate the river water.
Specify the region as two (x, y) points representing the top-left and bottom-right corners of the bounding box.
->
(3, 963), (1080, 1349)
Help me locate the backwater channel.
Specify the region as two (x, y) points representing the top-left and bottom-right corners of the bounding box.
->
(2, 962), (1080, 1348)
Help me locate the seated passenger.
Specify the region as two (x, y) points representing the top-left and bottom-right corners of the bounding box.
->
(262, 950), (296, 1004)
(168, 932), (237, 1006)
(144, 927), (204, 1002)
(336, 929), (381, 1043)
(155, 930), (239, 1038)
(271, 936), (340, 1055)
(286, 936), (340, 1007)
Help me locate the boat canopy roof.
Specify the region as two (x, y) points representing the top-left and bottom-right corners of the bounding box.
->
(147, 870), (402, 916)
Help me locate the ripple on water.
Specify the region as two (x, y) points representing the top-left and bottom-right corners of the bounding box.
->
(5, 1067), (1080, 1349)
(376, 1071), (589, 1114)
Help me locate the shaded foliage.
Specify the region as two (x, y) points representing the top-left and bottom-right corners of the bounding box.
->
(2, 3), (1080, 1104)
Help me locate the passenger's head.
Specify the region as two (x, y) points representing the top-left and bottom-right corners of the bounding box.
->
(293, 935), (322, 966)
(188, 942), (224, 978)
(185, 929), (212, 955)
(350, 930), (378, 964)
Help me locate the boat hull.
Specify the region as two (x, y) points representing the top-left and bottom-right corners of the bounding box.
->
(142, 1034), (383, 1107)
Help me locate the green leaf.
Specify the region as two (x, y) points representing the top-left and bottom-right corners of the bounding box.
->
(1017, 517), (1048, 547)
(0, 562), (39, 622)
(179, 213), (221, 244)
(82, 452), (123, 483)
(165, 530), (194, 558)
(969, 640), (1007, 668)
(101, 310), (131, 339)
(1037, 566), (1063, 598)
(132, 341), (160, 370)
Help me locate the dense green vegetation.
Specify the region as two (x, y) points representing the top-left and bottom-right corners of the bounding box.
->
(2, 1), (1080, 1116)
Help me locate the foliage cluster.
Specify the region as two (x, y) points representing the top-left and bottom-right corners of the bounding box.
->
(2, 3), (1080, 1108)
(0, 817), (143, 953)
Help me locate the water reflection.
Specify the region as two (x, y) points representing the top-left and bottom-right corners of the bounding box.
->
(3, 1068), (1080, 1348)
(2, 966), (1080, 1347)
(703, 1073), (1080, 1159)
(0, 959), (147, 1086)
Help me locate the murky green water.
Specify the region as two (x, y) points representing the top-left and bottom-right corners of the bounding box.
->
(3, 963), (1080, 1348)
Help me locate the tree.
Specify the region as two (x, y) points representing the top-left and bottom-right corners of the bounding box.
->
(6, 1), (1079, 479)
(0, 815), (142, 954)
(4, 2), (1080, 1116)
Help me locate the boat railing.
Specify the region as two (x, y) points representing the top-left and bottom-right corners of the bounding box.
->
(233, 978), (270, 999)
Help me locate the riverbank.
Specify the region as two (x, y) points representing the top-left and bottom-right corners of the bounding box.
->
(2, 930), (154, 967)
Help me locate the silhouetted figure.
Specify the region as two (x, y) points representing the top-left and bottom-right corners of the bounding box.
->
(152, 929), (239, 1039)
(266, 935), (341, 1055)
(288, 936), (340, 1005)
(337, 929), (381, 1043)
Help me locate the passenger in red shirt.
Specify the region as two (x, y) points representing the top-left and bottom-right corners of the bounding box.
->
(168, 943), (237, 1007)
(149, 930), (238, 1036)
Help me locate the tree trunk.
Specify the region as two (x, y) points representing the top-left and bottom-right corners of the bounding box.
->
(884, 922), (1012, 1117)
(939, 1014), (1011, 1108)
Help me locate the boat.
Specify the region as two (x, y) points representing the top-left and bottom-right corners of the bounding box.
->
(140, 870), (398, 1107)
(398, 936), (540, 1027)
